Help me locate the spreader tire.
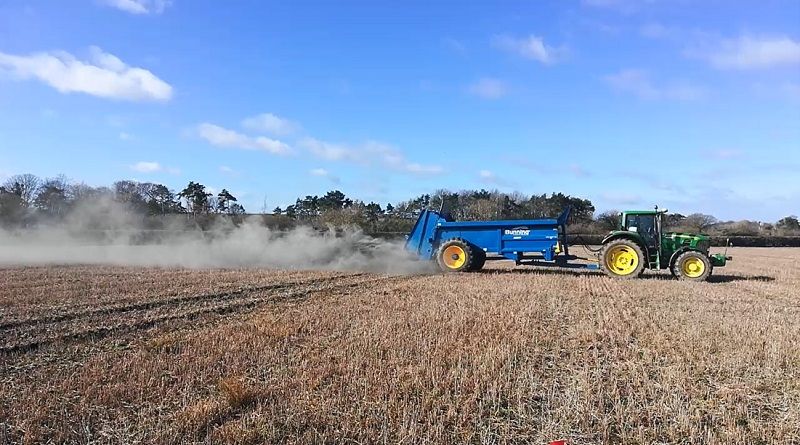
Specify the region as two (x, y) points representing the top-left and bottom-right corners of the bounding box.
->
(674, 251), (712, 282)
(436, 239), (476, 273)
(469, 249), (487, 272)
(600, 238), (645, 279)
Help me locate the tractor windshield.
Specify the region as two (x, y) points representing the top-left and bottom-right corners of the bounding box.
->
(625, 214), (657, 248)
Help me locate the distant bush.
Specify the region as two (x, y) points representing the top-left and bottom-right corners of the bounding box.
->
(720, 221), (761, 236)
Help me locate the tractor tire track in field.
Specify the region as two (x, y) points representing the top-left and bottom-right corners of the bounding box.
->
(0, 274), (406, 355)
(0, 272), (359, 330)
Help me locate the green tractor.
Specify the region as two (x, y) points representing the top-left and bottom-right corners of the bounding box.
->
(599, 208), (731, 281)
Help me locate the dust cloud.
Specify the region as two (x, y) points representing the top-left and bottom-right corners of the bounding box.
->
(0, 200), (433, 275)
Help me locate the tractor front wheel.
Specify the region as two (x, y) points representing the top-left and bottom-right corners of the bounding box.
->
(436, 239), (476, 273)
(600, 239), (645, 279)
(673, 251), (712, 281)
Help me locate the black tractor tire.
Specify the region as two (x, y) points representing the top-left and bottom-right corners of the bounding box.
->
(469, 249), (487, 272)
(436, 238), (476, 273)
(599, 238), (646, 279)
(673, 251), (712, 282)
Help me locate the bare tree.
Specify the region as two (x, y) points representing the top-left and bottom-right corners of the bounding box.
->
(2, 174), (41, 208)
(683, 213), (718, 234)
(776, 216), (800, 234)
(34, 176), (70, 218)
(595, 210), (621, 231)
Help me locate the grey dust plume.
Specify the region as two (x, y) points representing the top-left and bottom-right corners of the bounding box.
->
(0, 199), (432, 275)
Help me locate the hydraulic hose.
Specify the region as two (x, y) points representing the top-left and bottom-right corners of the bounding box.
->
(572, 235), (603, 253)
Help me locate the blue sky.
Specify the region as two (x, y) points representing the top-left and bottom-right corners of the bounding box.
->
(1, 0), (799, 221)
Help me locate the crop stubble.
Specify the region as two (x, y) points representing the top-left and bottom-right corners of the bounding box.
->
(0, 247), (798, 444)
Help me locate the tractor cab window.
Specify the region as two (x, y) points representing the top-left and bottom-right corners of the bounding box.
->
(626, 214), (657, 246)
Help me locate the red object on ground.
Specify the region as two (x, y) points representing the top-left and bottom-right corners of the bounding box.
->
(549, 441), (567, 445)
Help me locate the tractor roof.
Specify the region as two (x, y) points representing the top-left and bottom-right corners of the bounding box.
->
(622, 209), (668, 215)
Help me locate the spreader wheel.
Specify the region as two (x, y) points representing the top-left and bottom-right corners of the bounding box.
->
(600, 239), (645, 279)
(469, 249), (487, 272)
(673, 251), (712, 282)
(436, 239), (476, 273)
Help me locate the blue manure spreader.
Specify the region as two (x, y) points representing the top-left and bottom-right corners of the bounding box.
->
(405, 206), (731, 281)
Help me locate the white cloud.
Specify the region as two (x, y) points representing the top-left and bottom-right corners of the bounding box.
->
(363, 141), (444, 175)
(197, 123), (291, 155)
(309, 168), (341, 184)
(479, 170), (496, 181)
(478, 169), (515, 187)
(199, 116), (440, 177)
(101, 0), (171, 15)
(582, 0), (651, 13)
(492, 35), (563, 64)
(131, 161), (161, 173)
(0, 46), (172, 102)
(241, 113), (300, 136)
(299, 138), (442, 176)
(605, 69), (658, 98)
(130, 161), (180, 175)
(442, 37), (467, 56)
(583, 0), (625, 6)
(707, 149), (744, 160)
(783, 82), (800, 99)
(598, 192), (642, 206)
(699, 36), (800, 70)
(752, 81), (800, 101)
(106, 115), (127, 127)
(640, 22), (669, 39)
(404, 163), (444, 175)
(299, 137), (360, 162)
(467, 78), (508, 99)
(569, 164), (590, 177)
(119, 132), (132, 140)
(218, 165), (242, 178)
(604, 69), (706, 101)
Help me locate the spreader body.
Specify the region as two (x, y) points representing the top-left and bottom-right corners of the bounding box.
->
(405, 207), (593, 270)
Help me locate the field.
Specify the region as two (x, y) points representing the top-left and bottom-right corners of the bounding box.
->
(1, 247), (799, 444)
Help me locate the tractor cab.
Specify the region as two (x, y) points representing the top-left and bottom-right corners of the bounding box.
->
(621, 210), (661, 251)
(599, 207), (731, 281)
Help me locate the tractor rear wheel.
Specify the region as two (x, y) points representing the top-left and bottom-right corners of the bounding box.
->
(436, 239), (476, 273)
(600, 239), (645, 279)
(673, 251), (712, 281)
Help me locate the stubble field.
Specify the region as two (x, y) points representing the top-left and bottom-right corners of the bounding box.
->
(1, 247), (798, 444)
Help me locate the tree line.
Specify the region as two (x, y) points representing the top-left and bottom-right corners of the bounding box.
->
(1, 173), (798, 236)
(0, 173), (244, 228)
(275, 188), (800, 236)
(268, 189), (596, 233)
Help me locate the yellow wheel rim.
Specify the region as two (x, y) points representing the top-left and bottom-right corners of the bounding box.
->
(442, 246), (467, 269)
(605, 245), (639, 276)
(681, 257), (705, 278)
